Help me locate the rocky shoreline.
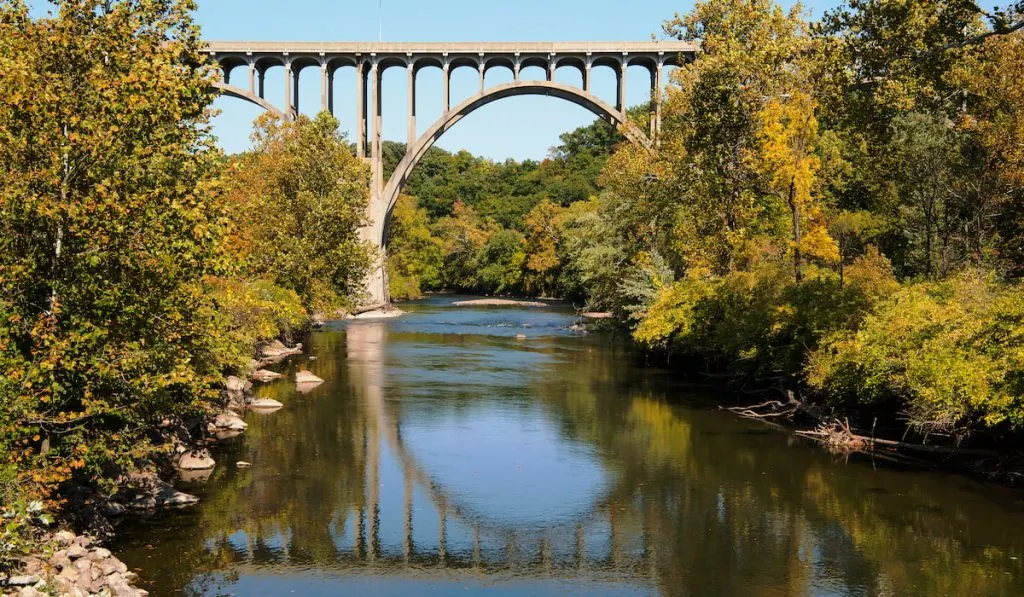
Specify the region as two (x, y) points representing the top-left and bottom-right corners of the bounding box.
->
(1, 532), (141, 597)
(1, 332), (329, 597)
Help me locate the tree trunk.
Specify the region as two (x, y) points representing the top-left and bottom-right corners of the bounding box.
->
(788, 180), (802, 283)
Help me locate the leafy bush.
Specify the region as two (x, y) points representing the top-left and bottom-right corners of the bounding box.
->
(1, 497), (51, 574)
(207, 277), (308, 371)
(635, 252), (897, 377)
(807, 273), (1024, 438)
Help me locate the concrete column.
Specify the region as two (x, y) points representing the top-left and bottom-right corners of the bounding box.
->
(478, 62), (485, 94)
(407, 64), (416, 147)
(514, 61), (521, 81)
(292, 67), (301, 118)
(320, 64), (329, 113)
(442, 63), (451, 112)
(356, 62), (366, 158)
(654, 63), (663, 143)
(617, 62), (627, 112)
(548, 59), (556, 82)
(248, 62), (256, 94)
(583, 65), (591, 92)
(650, 63), (662, 141)
(370, 61), (381, 173)
(327, 68), (335, 116)
(258, 68), (265, 99)
(284, 65), (293, 117)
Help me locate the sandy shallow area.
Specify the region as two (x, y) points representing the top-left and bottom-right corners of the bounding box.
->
(451, 298), (549, 308)
(349, 309), (405, 320)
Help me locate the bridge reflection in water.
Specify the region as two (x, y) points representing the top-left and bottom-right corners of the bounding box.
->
(298, 320), (657, 582)
(116, 301), (1024, 597)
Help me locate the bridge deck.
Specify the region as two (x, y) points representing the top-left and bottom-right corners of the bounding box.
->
(204, 40), (699, 55)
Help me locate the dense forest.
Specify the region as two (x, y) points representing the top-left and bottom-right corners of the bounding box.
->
(1, 0), (1023, 575)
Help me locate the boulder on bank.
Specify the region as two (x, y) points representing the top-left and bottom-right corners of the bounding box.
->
(452, 298), (547, 308)
(295, 370), (324, 385)
(175, 449), (215, 471)
(213, 412), (248, 431)
(224, 375), (253, 411)
(259, 340), (302, 365)
(250, 398), (283, 412)
(120, 471), (198, 512)
(581, 311), (613, 319)
(250, 369), (283, 383)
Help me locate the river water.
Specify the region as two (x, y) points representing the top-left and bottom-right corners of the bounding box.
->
(116, 296), (1024, 596)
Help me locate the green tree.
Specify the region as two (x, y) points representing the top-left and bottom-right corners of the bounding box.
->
(386, 195), (443, 300)
(226, 112), (372, 313)
(0, 0), (224, 497)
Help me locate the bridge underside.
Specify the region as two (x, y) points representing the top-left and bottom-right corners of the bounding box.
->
(206, 41), (697, 306)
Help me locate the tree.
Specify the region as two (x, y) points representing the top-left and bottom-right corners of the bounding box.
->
(522, 199), (565, 296)
(225, 112), (372, 313)
(754, 89), (839, 281)
(0, 0), (224, 496)
(386, 195), (443, 300)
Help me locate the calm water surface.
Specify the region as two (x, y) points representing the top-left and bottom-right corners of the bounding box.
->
(116, 296), (1024, 596)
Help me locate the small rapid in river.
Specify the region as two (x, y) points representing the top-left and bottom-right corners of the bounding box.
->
(114, 296), (1024, 596)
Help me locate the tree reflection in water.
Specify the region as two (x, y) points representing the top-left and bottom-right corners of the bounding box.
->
(115, 299), (1024, 597)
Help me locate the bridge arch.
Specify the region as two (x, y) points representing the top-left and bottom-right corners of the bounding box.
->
(213, 81), (287, 120)
(379, 79), (654, 245)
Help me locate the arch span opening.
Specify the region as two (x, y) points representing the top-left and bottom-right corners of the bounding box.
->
(379, 79), (654, 245)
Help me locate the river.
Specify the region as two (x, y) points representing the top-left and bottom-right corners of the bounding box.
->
(115, 296), (1024, 596)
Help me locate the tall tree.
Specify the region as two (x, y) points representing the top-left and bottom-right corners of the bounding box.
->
(0, 0), (224, 495)
(226, 112), (371, 313)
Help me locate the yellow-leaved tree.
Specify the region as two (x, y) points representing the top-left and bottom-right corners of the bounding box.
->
(754, 89), (839, 281)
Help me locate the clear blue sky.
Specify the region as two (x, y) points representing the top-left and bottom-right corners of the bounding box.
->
(194, 0), (855, 159)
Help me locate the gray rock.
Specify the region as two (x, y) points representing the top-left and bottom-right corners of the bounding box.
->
(176, 450), (215, 471)
(214, 429), (244, 441)
(250, 398), (283, 411)
(155, 486), (199, 508)
(75, 563), (92, 589)
(224, 376), (246, 392)
(7, 575), (40, 586)
(17, 587), (44, 597)
(103, 500), (126, 516)
(58, 564), (79, 582)
(66, 543), (88, 559)
(50, 551), (72, 570)
(126, 495), (157, 511)
(90, 577), (109, 594)
(295, 370), (324, 385)
(93, 547), (112, 560)
(107, 575), (138, 597)
(53, 530), (77, 546)
(213, 412), (248, 431)
(250, 369), (283, 383)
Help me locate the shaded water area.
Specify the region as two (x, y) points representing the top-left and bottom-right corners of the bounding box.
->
(115, 296), (1024, 596)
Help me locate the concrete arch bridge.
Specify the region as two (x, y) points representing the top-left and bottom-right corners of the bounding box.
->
(204, 41), (698, 304)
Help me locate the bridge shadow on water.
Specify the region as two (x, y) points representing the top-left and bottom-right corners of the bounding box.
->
(114, 296), (1024, 596)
